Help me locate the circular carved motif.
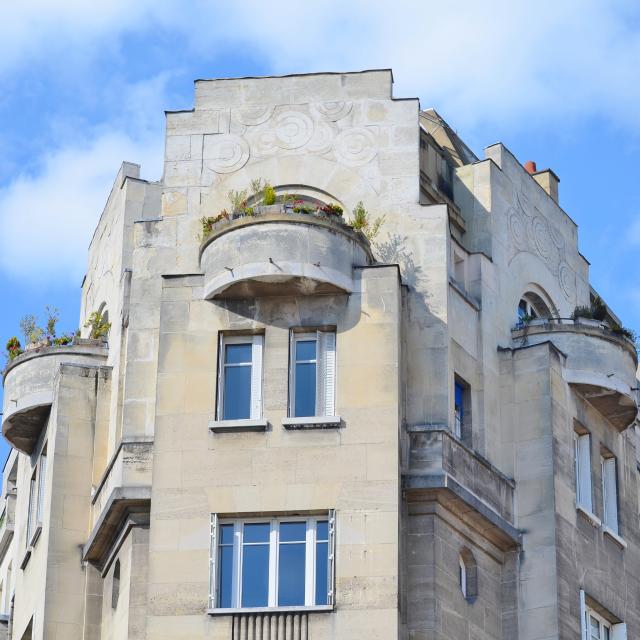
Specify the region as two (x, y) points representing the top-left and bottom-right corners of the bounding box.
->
(508, 210), (528, 250)
(532, 216), (554, 261)
(333, 128), (377, 166)
(306, 121), (334, 154)
(311, 100), (352, 122)
(274, 111), (314, 149)
(236, 105), (275, 126)
(248, 128), (279, 157)
(205, 134), (249, 174)
(558, 262), (574, 298)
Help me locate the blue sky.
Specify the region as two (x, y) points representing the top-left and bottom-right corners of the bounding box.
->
(1, 1), (640, 467)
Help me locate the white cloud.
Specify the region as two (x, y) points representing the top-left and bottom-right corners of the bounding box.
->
(4, 1), (640, 132)
(0, 130), (163, 283)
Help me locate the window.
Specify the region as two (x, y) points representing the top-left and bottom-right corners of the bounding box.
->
(458, 548), (477, 600)
(26, 471), (37, 544)
(517, 292), (553, 325)
(210, 513), (334, 610)
(575, 432), (593, 513)
(217, 335), (263, 421)
(112, 559), (120, 609)
(453, 377), (471, 442)
(580, 591), (626, 640)
(601, 454), (619, 535)
(289, 331), (336, 418)
(36, 451), (46, 525)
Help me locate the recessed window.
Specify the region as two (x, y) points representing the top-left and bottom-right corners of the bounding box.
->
(217, 335), (263, 421)
(601, 453), (619, 535)
(111, 559), (120, 609)
(26, 448), (47, 546)
(517, 292), (553, 324)
(458, 548), (477, 600)
(574, 431), (593, 513)
(580, 590), (627, 639)
(453, 377), (471, 443)
(210, 514), (334, 610)
(289, 331), (336, 418)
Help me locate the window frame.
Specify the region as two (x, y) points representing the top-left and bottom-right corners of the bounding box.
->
(216, 334), (264, 422)
(601, 454), (619, 535)
(288, 330), (336, 419)
(575, 432), (594, 514)
(209, 512), (335, 612)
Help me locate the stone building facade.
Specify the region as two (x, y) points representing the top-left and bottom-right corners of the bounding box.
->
(1, 69), (639, 639)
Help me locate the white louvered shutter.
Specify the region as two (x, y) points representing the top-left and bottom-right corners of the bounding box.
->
(37, 454), (47, 524)
(602, 457), (618, 533)
(250, 335), (264, 419)
(576, 434), (592, 511)
(316, 331), (336, 417)
(209, 514), (218, 609)
(27, 474), (37, 542)
(579, 590), (588, 640)
(612, 623), (627, 639)
(328, 509), (336, 606)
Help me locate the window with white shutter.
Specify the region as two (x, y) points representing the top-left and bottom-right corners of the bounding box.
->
(601, 455), (619, 535)
(36, 452), (47, 525)
(217, 334), (264, 421)
(575, 432), (593, 512)
(289, 330), (336, 418)
(26, 472), (37, 545)
(580, 591), (626, 640)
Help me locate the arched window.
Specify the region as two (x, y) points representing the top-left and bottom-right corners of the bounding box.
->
(111, 559), (120, 609)
(459, 548), (478, 600)
(517, 291), (554, 324)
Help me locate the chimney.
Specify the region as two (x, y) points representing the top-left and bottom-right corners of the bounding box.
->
(523, 160), (560, 204)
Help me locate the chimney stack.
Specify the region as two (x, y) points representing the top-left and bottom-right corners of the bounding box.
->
(523, 160), (560, 204)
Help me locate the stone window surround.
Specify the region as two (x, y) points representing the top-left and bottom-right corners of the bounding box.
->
(208, 511), (335, 614)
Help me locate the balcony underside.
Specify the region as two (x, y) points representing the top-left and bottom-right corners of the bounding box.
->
(2, 405), (51, 455)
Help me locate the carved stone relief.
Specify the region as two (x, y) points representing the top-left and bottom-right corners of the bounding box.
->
(200, 100), (379, 184)
(508, 188), (575, 299)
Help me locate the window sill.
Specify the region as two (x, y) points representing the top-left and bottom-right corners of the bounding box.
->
(602, 526), (627, 549)
(209, 419), (268, 433)
(576, 504), (601, 527)
(282, 416), (342, 429)
(207, 605), (334, 616)
(20, 547), (32, 571)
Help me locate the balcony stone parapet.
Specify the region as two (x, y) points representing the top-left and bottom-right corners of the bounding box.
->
(84, 438), (153, 571)
(2, 341), (108, 454)
(199, 208), (373, 299)
(511, 319), (638, 430)
(403, 426), (519, 550)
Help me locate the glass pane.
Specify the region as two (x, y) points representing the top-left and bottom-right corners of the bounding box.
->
(316, 521), (328, 541)
(278, 542), (306, 606)
(454, 382), (464, 416)
(220, 524), (234, 545)
(603, 627), (610, 640)
(241, 544), (269, 607)
(590, 617), (600, 639)
(296, 339), (316, 362)
(218, 544), (234, 608)
(280, 521), (306, 543)
(315, 541), (329, 605)
(223, 365), (251, 420)
(225, 343), (252, 365)
(295, 362), (316, 417)
(243, 522), (270, 544)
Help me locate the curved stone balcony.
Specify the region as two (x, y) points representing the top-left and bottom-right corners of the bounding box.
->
(2, 341), (108, 454)
(511, 319), (638, 430)
(199, 209), (373, 299)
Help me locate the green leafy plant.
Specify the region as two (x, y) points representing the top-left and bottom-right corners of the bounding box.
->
(293, 204), (315, 214)
(85, 310), (111, 340)
(228, 188), (249, 213)
(53, 334), (74, 346)
(45, 306), (59, 340)
(571, 295), (607, 321)
(19, 314), (43, 345)
(611, 323), (637, 344)
(6, 337), (23, 361)
(249, 178), (265, 198)
(200, 210), (230, 238)
(348, 201), (385, 241)
(263, 183), (277, 206)
(320, 203), (343, 217)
